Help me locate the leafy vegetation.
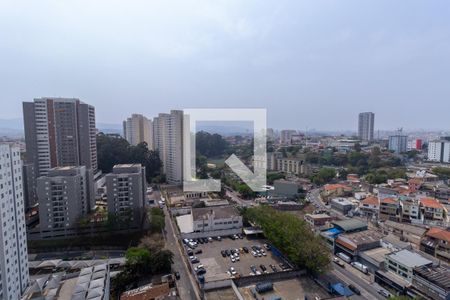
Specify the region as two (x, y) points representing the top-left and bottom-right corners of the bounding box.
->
(97, 133), (162, 182)
(148, 207), (165, 233)
(365, 168), (407, 184)
(242, 206), (330, 274)
(311, 167), (336, 185)
(304, 147), (402, 176)
(432, 166), (450, 180)
(111, 236), (173, 294)
(196, 131), (229, 158)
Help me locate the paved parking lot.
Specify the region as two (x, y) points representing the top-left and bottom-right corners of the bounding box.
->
(184, 236), (287, 282)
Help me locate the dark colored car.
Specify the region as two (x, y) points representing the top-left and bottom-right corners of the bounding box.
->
(174, 271), (180, 280)
(198, 238), (204, 244)
(194, 249), (203, 254)
(269, 264), (277, 272)
(260, 264), (267, 272)
(196, 268), (206, 275)
(187, 249), (193, 256)
(225, 249), (231, 256)
(221, 250), (227, 257)
(243, 247), (249, 253)
(348, 284), (361, 295)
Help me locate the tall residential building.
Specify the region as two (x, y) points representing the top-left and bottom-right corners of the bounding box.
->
(23, 163), (38, 209)
(23, 97), (97, 177)
(358, 112), (375, 141)
(36, 166), (94, 235)
(0, 143), (29, 299)
(428, 138), (450, 163)
(123, 114), (153, 149)
(389, 134), (408, 153)
(153, 110), (183, 184)
(106, 164), (146, 224)
(280, 130), (297, 145)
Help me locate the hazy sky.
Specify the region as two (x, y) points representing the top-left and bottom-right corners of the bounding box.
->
(1, 0), (449, 131)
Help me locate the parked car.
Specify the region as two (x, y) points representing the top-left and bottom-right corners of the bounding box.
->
(269, 264), (277, 272)
(208, 237), (213, 242)
(231, 256), (236, 263)
(194, 264), (204, 271)
(229, 267), (237, 276)
(333, 257), (345, 268)
(194, 249), (203, 255)
(174, 271), (180, 280)
(243, 247), (249, 253)
(263, 244), (271, 250)
(251, 251), (257, 257)
(261, 251), (267, 256)
(225, 249), (231, 256)
(250, 265), (257, 273)
(348, 284), (361, 295)
(260, 264), (267, 272)
(216, 236), (222, 241)
(196, 268), (206, 275)
(221, 250), (227, 257)
(378, 289), (391, 298)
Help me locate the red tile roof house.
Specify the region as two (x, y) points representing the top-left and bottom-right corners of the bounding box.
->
(359, 196), (380, 218)
(322, 184), (353, 201)
(420, 227), (450, 263)
(419, 197), (447, 221)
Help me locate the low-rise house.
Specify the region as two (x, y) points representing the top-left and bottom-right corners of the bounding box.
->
(359, 196), (379, 218)
(304, 213), (334, 228)
(412, 265), (450, 300)
(323, 184), (352, 198)
(419, 197), (447, 221)
(421, 227), (450, 263)
(399, 197), (421, 222)
(379, 197), (400, 221)
(381, 220), (427, 247)
(408, 178), (423, 193)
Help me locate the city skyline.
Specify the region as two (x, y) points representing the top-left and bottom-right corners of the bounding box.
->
(1, 1), (450, 130)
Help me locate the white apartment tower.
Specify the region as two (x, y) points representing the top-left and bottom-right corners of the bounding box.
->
(358, 112), (375, 141)
(153, 110), (183, 185)
(428, 139), (450, 163)
(0, 143), (29, 299)
(123, 114), (153, 149)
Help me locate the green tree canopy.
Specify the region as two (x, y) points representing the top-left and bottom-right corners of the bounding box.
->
(243, 206), (330, 274)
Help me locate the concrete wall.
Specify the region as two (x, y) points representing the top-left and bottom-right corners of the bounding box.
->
(181, 228), (242, 239)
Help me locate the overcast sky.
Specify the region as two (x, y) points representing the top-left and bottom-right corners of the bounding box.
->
(1, 0), (449, 131)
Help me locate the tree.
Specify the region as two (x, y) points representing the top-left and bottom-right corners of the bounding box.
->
(196, 131), (229, 158)
(433, 167), (450, 180)
(148, 207), (165, 233)
(243, 206), (330, 274)
(312, 168), (336, 185)
(96, 133), (162, 183)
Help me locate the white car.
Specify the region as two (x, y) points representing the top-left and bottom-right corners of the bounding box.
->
(235, 255), (240, 261)
(208, 237), (213, 242)
(255, 270), (262, 275)
(229, 267), (237, 275)
(251, 251), (257, 257)
(231, 256), (236, 263)
(261, 251), (267, 256)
